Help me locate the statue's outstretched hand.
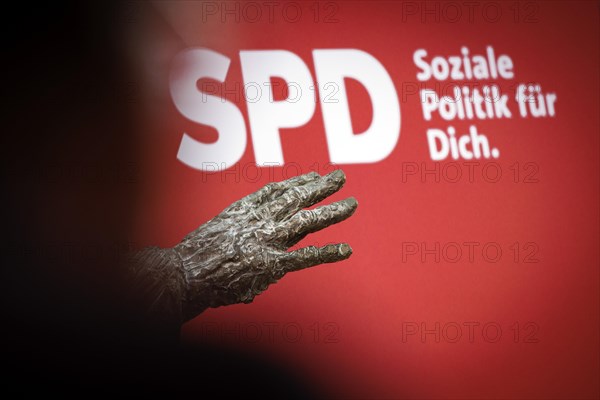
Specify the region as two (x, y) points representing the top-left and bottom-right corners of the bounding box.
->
(174, 169), (357, 320)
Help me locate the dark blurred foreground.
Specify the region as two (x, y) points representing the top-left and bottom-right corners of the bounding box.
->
(1, 2), (320, 397)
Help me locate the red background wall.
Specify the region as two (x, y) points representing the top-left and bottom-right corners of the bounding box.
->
(129, 2), (599, 398)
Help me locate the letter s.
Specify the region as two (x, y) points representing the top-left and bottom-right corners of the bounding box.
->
(169, 48), (246, 171)
(413, 49), (431, 81)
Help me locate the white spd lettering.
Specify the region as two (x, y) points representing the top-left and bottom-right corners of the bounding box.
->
(169, 48), (401, 170)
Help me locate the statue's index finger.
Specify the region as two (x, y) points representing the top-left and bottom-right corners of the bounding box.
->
(224, 171), (321, 215)
(244, 171), (320, 205)
(268, 169), (347, 220)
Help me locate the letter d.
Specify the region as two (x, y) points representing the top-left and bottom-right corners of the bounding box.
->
(313, 49), (401, 164)
(427, 129), (449, 161)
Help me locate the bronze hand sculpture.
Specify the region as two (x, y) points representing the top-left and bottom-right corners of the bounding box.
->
(129, 170), (357, 326)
